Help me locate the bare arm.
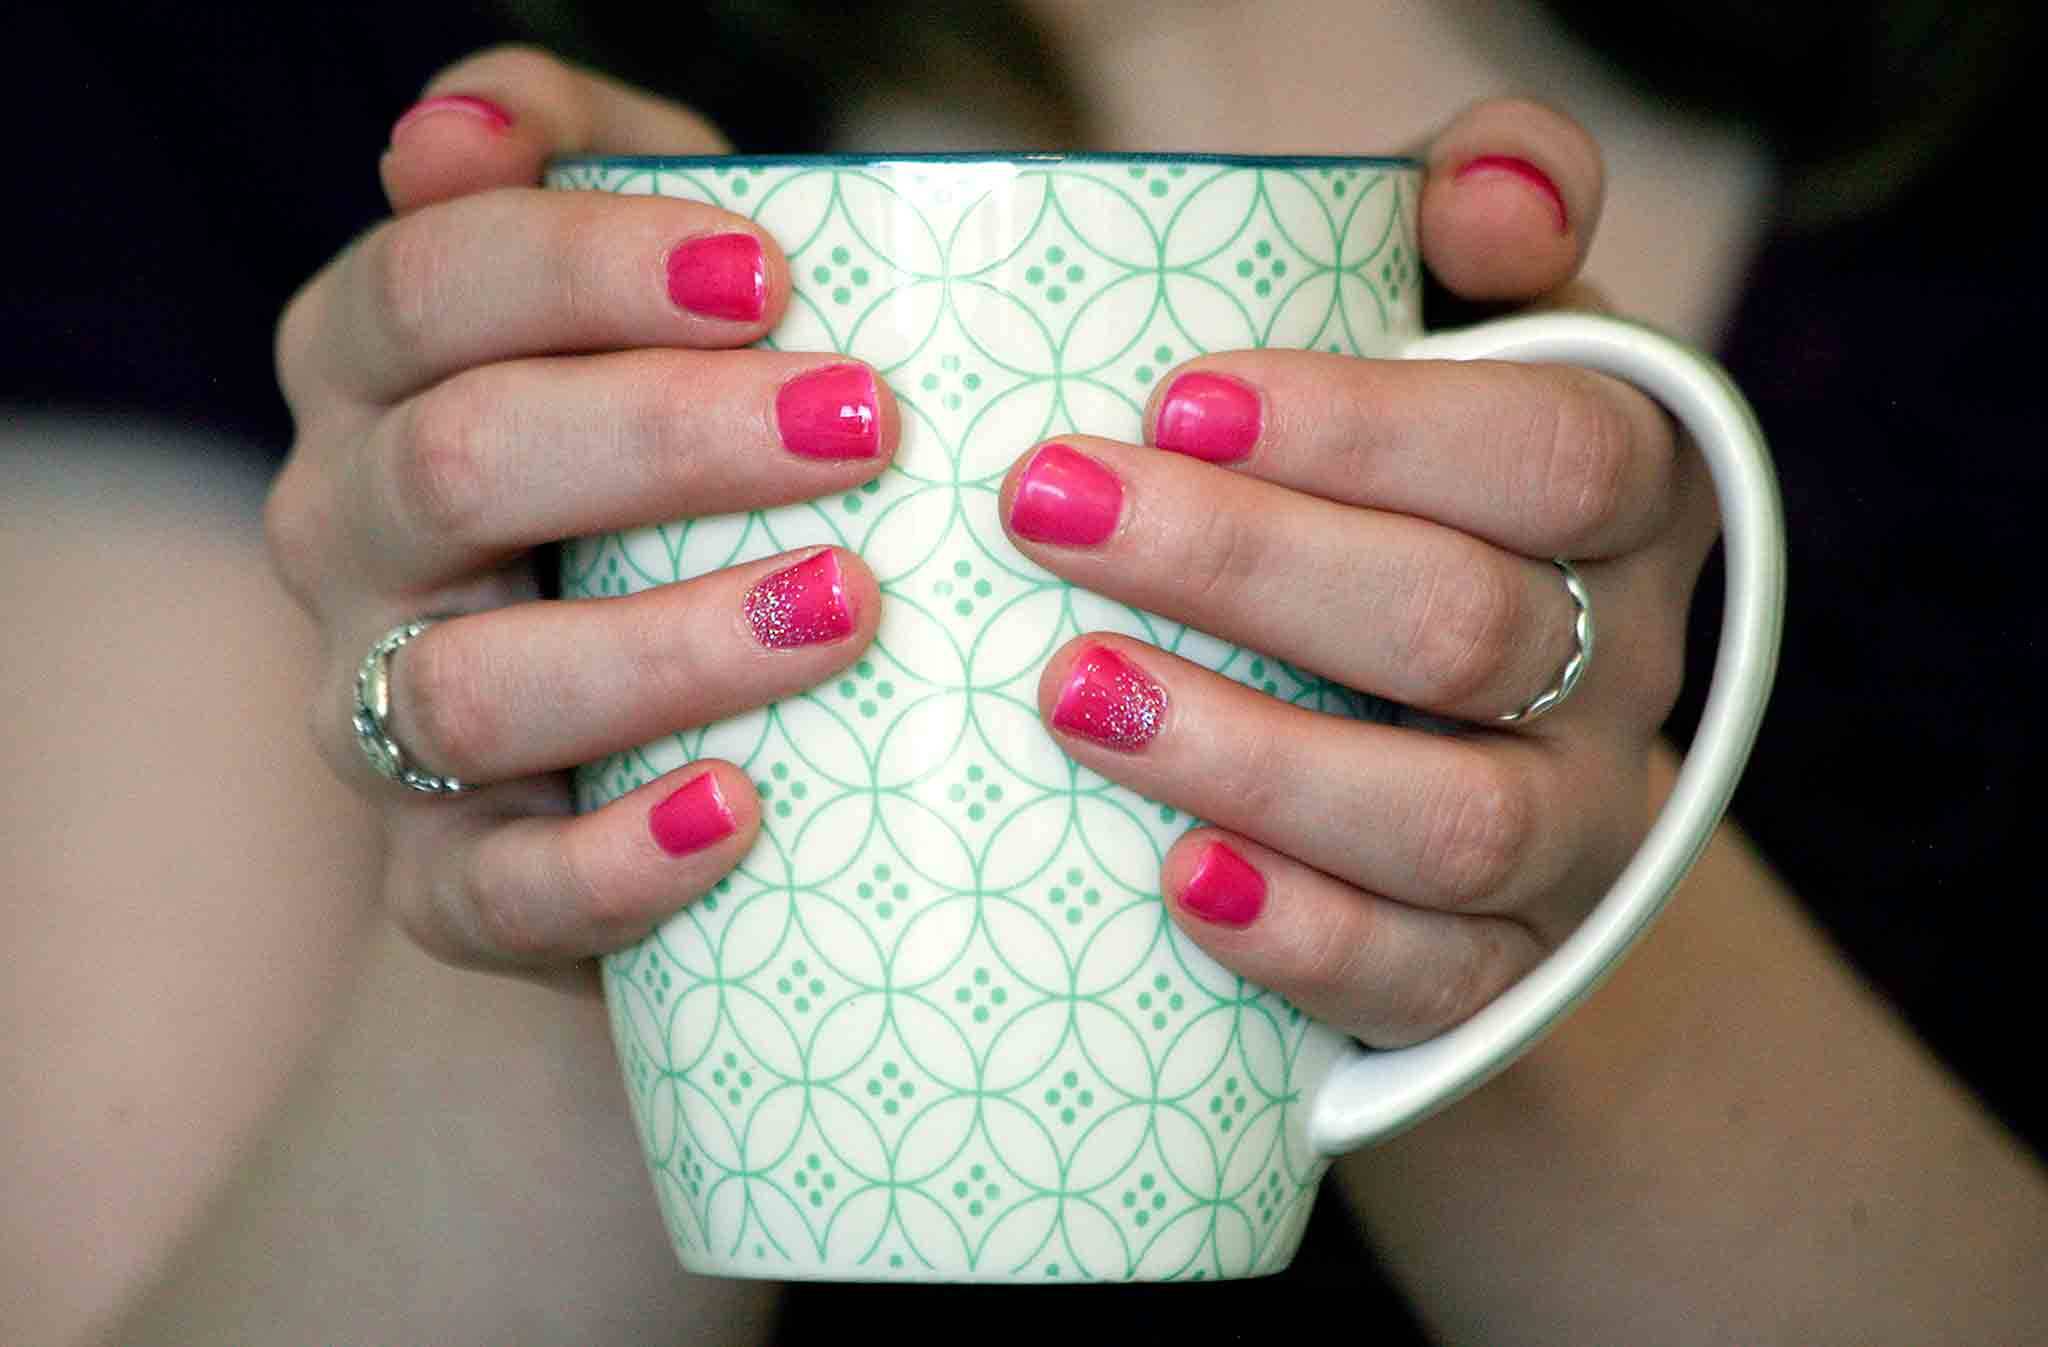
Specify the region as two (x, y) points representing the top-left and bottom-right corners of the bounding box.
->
(1335, 745), (2047, 1347)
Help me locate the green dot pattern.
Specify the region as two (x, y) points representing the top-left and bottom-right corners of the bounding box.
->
(551, 156), (1417, 1283)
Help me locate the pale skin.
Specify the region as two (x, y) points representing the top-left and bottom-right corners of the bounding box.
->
(3, 11), (2039, 1346)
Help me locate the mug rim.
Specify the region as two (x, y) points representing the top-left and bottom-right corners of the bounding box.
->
(549, 150), (1422, 171)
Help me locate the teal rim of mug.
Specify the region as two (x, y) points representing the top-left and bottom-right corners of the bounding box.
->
(548, 150), (1423, 171)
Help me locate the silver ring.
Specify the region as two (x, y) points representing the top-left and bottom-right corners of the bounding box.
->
(352, 617), (471, 794)
(1497, 559), (1594, 725)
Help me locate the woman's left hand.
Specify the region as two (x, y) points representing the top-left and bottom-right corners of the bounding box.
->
(1003, 99), (1720, 1047)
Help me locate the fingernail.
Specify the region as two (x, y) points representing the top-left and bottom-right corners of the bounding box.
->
(1454, 155), (1568, 234)
(1179, 841), (1266, 927)
(745, 550), (858, 649)
(1010, 443), (1122, 546)
(649, 771), (737, 856)
(776, 363), (881, 460)
(667, 233), (768, 322)
(1155, 372), (1262, 463)
(389, 94), (512, 143)
(1051, 643), (1166, 751)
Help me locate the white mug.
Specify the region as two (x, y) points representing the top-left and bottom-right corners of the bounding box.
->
(548, 152), (1784, 1283)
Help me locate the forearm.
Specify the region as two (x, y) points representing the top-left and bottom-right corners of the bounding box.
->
(1334, 746), (2046, 1346)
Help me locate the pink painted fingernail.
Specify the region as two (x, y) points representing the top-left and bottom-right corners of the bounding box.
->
(1178, 841), (1267, 927)
(649, 772), (737, 856)
(1051, 643), (1166, 751)
(1454, 155), (1568, 234)
(1155, 372), (1262, 463)
(745, 550), (858, 649)
(1010, 443), (1122, 546)
(776, 363), (881, 460)
(667, 233), (768, 322)
(389, 94), (512, 143)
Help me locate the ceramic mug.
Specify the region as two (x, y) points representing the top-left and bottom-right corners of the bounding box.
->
(546, 153), (1784, 1284)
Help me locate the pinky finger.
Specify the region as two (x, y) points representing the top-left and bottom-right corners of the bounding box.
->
(1161, 830), (1542, 1049)
(388, 762), (758, 973)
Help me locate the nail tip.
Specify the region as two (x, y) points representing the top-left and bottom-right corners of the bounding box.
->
(777, 363), (882, 459)
(651, 771), (739, 856)
(1051, 642), (1165, 751)
(1180, 840), (1265, 926)
(668, 233), (770, 322)
(746, 549), (858, 648)
(1454, 154), (1569, 234)
(1010, 443), (1123, 545)
(1155, 372), (1261, 462)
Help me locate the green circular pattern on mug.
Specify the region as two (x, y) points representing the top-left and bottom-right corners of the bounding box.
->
(551, 157), (1419, 1283)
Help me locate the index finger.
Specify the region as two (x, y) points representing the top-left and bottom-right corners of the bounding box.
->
(381, 45), (731, 212)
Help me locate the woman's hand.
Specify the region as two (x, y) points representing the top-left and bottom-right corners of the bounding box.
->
(1005, 100), (1720, 1047)
(267, 48), (896, 980)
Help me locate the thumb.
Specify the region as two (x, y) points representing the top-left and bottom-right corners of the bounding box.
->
(379, 44), (730, 213)
(1419, 97), (1605, 304)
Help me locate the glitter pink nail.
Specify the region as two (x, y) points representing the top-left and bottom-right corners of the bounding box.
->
(1051, 643), (1166, 751)
(744, 550), (858, 649)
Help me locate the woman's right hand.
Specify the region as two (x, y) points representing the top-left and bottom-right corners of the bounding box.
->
(267, 47), (895, 982)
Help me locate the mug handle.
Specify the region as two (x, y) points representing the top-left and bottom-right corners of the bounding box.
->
(1306, 312), (1786, 1154)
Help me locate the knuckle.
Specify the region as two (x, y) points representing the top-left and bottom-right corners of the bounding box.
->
(542, 197), (619, 335)
(1416, 753), (1531, 909)
(1173, 504), (1263, 610)
(1404, 549), (1522, 708)
(454, 847), (549, 965)
(398, 623), (499, 780)
(273, 277), (326, 412)
(1287, 904), (1376, 1009)
(1529, 370), (1637, 547)
(393, 382), (499, 547)
(261, 458), (327, 608)
(558, 826), (653, 945)
(1395, 924), (1524, 1041)
(361, 212), (452, 376)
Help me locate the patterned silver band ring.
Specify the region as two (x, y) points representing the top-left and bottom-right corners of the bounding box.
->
(1497, 559), (1595, 725)
(352, 616), (471, 795)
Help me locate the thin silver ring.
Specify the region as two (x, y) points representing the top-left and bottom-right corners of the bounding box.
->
(1497, 559), (1594, 725)
(352, 617), (471, 794)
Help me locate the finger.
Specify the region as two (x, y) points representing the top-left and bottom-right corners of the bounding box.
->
(349, 353), (892, 593)
(1142, 350), (1677, 560)
(1420, 97), (1604, 302)
(1002, 439), (1589, 724)
(387, 762), (759, 969)
(1160, 831), (1542, 1048)
(382, 45), (730, 212)
(1035, 637), (1629, 925)
(307, 185), (787, 404)
(357, 548), (876, 790)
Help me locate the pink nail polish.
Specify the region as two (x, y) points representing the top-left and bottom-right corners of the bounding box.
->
(1154, 372), (1262, 463)
(649, 772), (737, 856)
(1179, 841), (1266, 927)
(1051, 643), (1166, 751)
(1010, 443), (1122, 546)
(745, 550), (858, 648)
(1454, 155), (1569, 234)
(776, 363), (881, 460)
(389, 94), (512, 142)
(667, 233), (768, 322)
